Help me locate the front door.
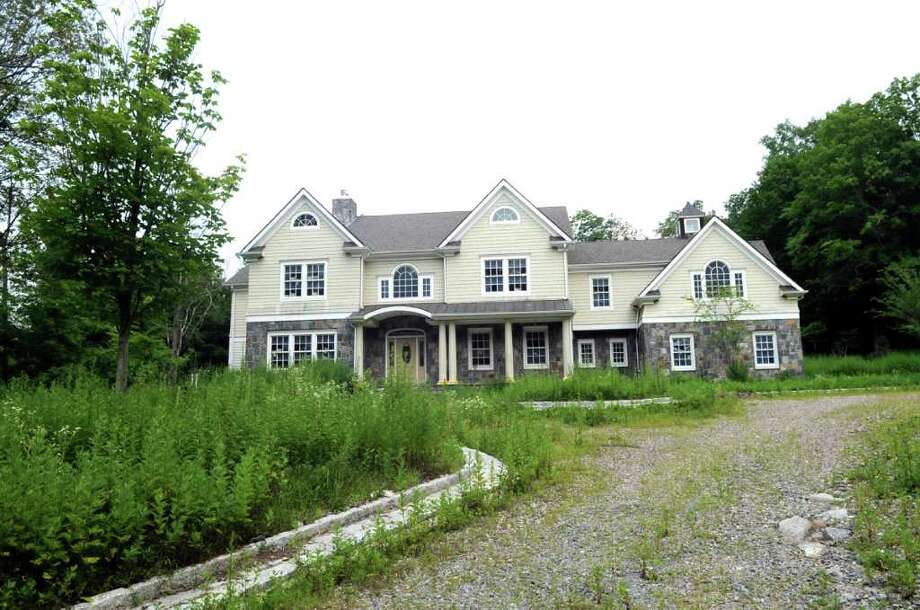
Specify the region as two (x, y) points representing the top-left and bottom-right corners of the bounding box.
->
(388, 336), (427, 383)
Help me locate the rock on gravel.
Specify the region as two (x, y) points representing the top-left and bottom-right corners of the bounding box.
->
(825, 527), (851, 543)
(779, 516), (811, 543)
(799, 542), (827, 558)
(808, 492), (842, 504)
(817, 508), (850, 524)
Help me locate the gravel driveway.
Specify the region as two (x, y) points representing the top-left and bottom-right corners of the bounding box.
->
(327, 394), (918, 609)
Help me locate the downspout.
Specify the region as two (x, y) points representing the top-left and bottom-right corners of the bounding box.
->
(635, 305), (642, 375)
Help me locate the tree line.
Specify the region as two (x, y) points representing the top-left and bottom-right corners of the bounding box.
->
(570, 75), (920, 355)
(0, 0), (242, 389)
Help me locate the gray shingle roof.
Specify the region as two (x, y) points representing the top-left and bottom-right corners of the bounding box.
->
(347, 206), (571, 252)
(224, 265), (249, 287)
(351, 299), (574, 319)
(567, 238), (774, 266)
(678, 202), (705, 217)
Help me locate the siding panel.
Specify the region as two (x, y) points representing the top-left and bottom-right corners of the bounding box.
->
(570, 268), (660, 326)
(363, 258), (444, 304)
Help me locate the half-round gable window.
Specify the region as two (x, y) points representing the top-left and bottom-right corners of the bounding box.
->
(292, 212), (318, 229)
(704, 260), (731, 297)
(491, 206), (519, 224)
(393, 265), (419, 298)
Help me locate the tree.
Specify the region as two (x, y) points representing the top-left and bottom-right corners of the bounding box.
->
(657, 200), (712, 237)
(727, 75), (920, 353)
(878, 257), (920, 340)
(25, 3), (243, 390)
(690, 288), (756, 379)
(571, 209), (643, 241)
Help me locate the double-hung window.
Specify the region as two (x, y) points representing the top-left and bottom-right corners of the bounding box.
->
(523, 326), (549, 369)
(609, 338), (628, 367)
(591, 275), (611, 309)
(468, 328), (493, 371)
(482, 257), (529, 294)
(577, 339), (596, 368)
(282, 262), (326, 299)
(752, 331), (779, 369)
(669, 334), (695, 371)
(268, 332), (336, 368)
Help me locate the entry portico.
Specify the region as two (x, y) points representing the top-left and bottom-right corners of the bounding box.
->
(350, 300), (575, 384)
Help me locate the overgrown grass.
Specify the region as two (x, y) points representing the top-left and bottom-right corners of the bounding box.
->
(847, 404), (919, 599)
(0, 364), (465, 608)
(805, 351), (920, 376)
(722, 372), (920, 394)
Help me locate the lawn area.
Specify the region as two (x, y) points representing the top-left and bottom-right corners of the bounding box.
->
(0, 364), (561, 608)
(848, 404), (919, 598)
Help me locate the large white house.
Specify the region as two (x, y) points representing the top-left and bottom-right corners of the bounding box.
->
(226, 180), (806, 382)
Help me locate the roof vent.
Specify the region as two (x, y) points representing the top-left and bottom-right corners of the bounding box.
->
(332, 189), (357, 226)
(677, 202), (704, 238)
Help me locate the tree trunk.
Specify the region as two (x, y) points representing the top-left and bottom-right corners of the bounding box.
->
(115, 327), (130, 391)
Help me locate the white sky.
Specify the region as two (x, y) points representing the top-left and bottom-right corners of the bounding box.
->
(159, 1), (920, 274)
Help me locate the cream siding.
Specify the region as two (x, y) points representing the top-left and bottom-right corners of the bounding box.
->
(570, 268), (661, 326)
(246, 203), (361, 316)
(642, 227), (799, 319)
(363, 258), (444, 304)
(445, 190), (565, 303)
(230, 288), (248, 336)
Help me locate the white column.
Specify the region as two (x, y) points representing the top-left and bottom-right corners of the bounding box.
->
(437, 322), (448, 383)
(504, 320), (514, 382)
(354, 324), (364, 379)
(562, 318), (574, 377)
(448, 322), (458, 384)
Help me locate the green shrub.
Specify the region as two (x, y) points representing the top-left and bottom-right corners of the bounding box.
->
(726, 359), (749, 382)
(805, 351), (920, 376)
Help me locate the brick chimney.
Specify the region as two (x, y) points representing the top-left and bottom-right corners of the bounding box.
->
(331, 189), (357, 226)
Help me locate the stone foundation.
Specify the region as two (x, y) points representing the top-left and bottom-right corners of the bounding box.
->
(639, 318), (803, 378)
(571, 330), (639, 375)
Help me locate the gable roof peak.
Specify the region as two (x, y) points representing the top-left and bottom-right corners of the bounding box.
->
(677, 202), (705, 218)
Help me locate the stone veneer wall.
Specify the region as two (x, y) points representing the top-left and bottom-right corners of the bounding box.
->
(245, 319), (354, 369)
(571, 330), (639, 375)
(639, 318), (803, 378)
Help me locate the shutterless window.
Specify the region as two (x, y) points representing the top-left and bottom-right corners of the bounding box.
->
(691, 272), (703, 300)
(484, 259), (504, 292)
(468, 328), (493, 370)
(422, 276), (432, 298)
(734, 271), (746, 297)
(508, 258), (528, 291)
(304, 263), (325, 296)
(292, 212), (318, 229)
(491, 206), (519, 223)
(670, 334), (695, 371)
(269, 332), (336, 368)
(684, 217), (700, 233)
(379, 278), (390, 299)
(609, 338), (627, 367)
(578, 339), (595, 368)
(283, 264), (302, 297)
(591, 276), (611, 308)
(704, 260), (731, 297)
(393, 265), (419, 298)
(753, 332), (778, 369)
(524, 327), (549, 369)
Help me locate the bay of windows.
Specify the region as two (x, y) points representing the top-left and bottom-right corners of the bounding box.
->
(483, 257), (529, 294)
(378, 264), (433, 300)
(269, 332), (336, 368)
(691, 261), (745, 300)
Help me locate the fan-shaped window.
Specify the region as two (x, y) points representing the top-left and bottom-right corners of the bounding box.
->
(393, 265), (419, 298)
(292, 213), (318, 229)
(491, 206), (519, 224)
(704, 260), (731, 297)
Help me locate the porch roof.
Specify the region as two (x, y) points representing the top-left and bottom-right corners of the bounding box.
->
(350, 299), (574, 322)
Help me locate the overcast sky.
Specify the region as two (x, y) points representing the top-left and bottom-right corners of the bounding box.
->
(159, 1), (919, 274)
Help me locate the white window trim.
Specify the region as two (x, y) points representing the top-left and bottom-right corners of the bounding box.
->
(690, 271), (704, 301)
(734, 270), (747, 298)
(490, 205), (521, 225)
(279, 260), (327, 301)
(467, 327), (494, 371)
(589, 274), (612, 310)
(378, 264), (434, 301)
(290, 212), (320, 231)
(669, 333), (696, 372)
(522, 325), (549, 370)
(608, 338), (628, 368)
(377, 276), (390, 300)
(752, 331), (779, 370)
(480, 255), (531, 296)
(577, 338), (596, 368)
(684, 217), (701, 234)
(266, 331), (337, 368)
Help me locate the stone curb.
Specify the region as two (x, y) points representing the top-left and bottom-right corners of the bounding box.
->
(523, 396), (673, 410)
(70, 447), (504, 610)
(739, 386), (913, 396)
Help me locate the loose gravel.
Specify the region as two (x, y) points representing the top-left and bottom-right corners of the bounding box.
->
(328, 393), (918, 609)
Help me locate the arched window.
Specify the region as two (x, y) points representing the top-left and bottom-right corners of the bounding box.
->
(704, 260), (731, 297)
(491, 206), (519, 224)
(392, 265), (419, 298)
(292, 213), (318, 229)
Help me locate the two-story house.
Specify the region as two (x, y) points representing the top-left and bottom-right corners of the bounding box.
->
(225, 180), (806, 381)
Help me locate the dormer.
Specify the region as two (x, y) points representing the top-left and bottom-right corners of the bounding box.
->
(677, 202), (704, 238)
